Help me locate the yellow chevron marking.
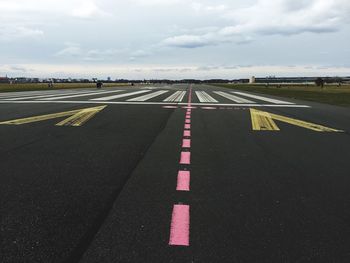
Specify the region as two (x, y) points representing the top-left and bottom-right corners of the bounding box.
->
(250, 108), (343, 132)
(0, 106), (106, 127)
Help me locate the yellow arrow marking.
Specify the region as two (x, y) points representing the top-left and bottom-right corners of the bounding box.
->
(0, 105), (106, 127)
(250, 109), (280, 131)
(250, 108), (343, 132)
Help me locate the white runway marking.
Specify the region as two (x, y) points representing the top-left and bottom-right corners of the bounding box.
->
(0, 100), (311, 108)
(38, 90), (124, 101)
(90, 90), (150, 101)
(232, 91), (294, 104)
(164, 91), (186, 102)
(214, 91), (255, 103)
(4, 90), (101, 101)
(127, 90), (168, 101)
(195, 91), (218, 103)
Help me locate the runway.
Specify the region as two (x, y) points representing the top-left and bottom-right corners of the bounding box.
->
(1, 84), (349, 262)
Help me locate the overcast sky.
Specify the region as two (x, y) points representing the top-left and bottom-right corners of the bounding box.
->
(1, 0), (350, 79)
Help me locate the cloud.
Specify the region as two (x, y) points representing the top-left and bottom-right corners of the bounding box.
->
(162, 0), (350, 48)
(0, 26), (43, 42)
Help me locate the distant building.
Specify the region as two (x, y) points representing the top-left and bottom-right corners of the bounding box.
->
(107, 77), (111, 81)
(0, 76), (9, 83)
(249, 76), (256, 84)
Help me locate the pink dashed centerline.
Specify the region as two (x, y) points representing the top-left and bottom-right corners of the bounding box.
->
(183, 130), (191, 137)
(169, 85), (193, 247)
(176, 171), (190, 191)
(169, 204), (190, 246)
(182, 139), (191, 148)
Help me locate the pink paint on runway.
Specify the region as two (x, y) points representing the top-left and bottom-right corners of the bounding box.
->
(184, 124), (191, 129)
(169, 204), (190, 246)
(182, 139), (191, 148)
(185, 119), (191, 124)
(180, 152), (191, 164)
(176, 171), (190, 191)
(183, 130), (191, 137)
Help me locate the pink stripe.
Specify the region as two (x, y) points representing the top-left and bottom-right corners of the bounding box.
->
(169, 204), (190, 246)
(186, 114), (191, 119)
(185, 119), (191, 124)
(183, 130), (191, 137)
(176, 170), (190, 191)
(184, 124), (191, 129)
(182, 139), (191, 148)
(180, 152), (191, 164)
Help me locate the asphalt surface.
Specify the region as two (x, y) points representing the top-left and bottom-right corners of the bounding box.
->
(1, 84), (350, 262)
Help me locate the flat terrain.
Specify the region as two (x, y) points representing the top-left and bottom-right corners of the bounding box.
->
(1, 84), (350, 262)
(216, 83), (350, 106)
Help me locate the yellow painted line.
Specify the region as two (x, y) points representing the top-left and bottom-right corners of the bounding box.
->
(0, 105), (106, 127)
(56, 106), (106, 126)
(250, 108), (343, 132)
(250, 109), (280, 131)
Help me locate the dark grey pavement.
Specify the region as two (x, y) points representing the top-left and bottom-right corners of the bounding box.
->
(1, 84), (350, 262)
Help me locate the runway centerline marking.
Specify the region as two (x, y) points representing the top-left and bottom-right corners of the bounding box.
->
(169, 204), (190, 246)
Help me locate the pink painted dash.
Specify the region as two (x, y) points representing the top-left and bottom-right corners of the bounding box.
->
(182, 139), (191, 148)
(176, 171), (190, 191)
(169, 204), (190, 246)
(183, 130), (191, 137)
(184, 124), (191, 129)
(185, 119), (191, 124)
(180, 151), (191, 164)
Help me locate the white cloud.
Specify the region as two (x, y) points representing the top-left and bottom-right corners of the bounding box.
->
(0, 26), (43, 42)
(162, 0), (350, 48)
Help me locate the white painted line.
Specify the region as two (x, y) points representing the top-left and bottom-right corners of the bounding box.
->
(90, 90), (150, 101)
(195, 91), (218, 103)
(0, 100), (311, 108)
(4, 90), (103, 101)
(232, 91), (294, 104)
(38, 90), (124, 101)
(127, 90), (168, 102)
(214, 91), (255, 103)
(163, 91), (186, 102)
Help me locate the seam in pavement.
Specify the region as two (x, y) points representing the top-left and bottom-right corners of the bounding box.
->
(63, 105), (180, 263)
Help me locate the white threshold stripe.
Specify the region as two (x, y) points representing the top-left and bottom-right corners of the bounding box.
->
(195, 91), (218, 103)
(214, 91), (255, 103)
(127, 90), (168, 101)
(232, 91), (294, 104)
(0, 100), (311, 108)
(0, 89), (98, 98)
(38, 90), (124, 101)
(91, 90), (150, 101)
(4, 90), (102, 101)
(163, 91), (186, 102)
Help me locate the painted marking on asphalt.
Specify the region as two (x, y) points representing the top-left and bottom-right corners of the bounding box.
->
(180, 152), (191, 164)
(176, 171), (190, 191)
(91, 90), (150, 101)
(214, 91), (255, 103)
(182, 139), (191, 148)
(250, 108), (343, 132)
(185, 119), (191, 124)
(127, 90), (168, 101)
(0, 106), (106, 127)
(169, 204), (190, 246)
(201, 106), (217, 110)
(163, 91), (186, 102)
(3, 90), (99, 101)
(183, 130), (191, 137)
(250, 108), (280, 131)
(184, 124), (191, 129)
(195, 91), (218, 103)
(38, 90), (124, 101)
(233, 91), (294, 104)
